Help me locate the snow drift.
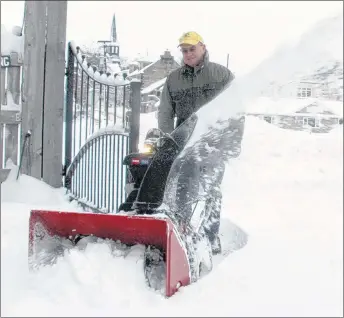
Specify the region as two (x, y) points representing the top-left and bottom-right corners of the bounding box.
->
(1, 112), (342, 316)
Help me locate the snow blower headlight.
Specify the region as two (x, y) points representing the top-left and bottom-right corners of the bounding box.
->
(140, 143), (155, 154)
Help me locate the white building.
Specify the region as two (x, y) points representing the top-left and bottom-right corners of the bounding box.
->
(277, 80), (322, 99)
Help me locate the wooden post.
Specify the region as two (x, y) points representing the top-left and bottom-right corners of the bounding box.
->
(0, 67), (6, 105)
(6, 54), (21, 167)
(0, 123), (3, 171)
(7, 53), (21, 104)
(0, 67), (4, 170)
(21, 1), (47, 179)
(42, 1), (67, 188)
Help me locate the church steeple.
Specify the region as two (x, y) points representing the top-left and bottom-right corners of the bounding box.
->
(111, 14), (117, 43)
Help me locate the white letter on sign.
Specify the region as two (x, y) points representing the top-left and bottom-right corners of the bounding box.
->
(1, 56), (10, 67)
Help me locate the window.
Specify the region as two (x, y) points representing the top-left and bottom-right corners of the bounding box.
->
(263, 116), (278, 124)
(303, 117), (320, 127)
(105, 46), (119, 55)
(297, 87), (312, 98)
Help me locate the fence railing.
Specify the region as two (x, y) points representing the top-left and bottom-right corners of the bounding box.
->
(64, 42), (132, 161)
(1, 52), (22, 182)
(63, 41), (141, 213)
(66, 130), (129, 213)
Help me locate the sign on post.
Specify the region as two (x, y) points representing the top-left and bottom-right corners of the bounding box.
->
(1, 55), (11, 68)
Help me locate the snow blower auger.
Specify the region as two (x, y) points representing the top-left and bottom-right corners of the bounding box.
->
(28, 109), (246, 297)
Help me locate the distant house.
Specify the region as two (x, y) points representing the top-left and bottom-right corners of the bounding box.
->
(246, 97), (343, 133)
(265, 80), (322, 99)
(135, 56), (155, 70)
(141, 77), (166, 96)
(127, 61), (141, 74)
(140, 77), (167, 113)
(127, 50), (180, 89)
(265, 78), (343, 102)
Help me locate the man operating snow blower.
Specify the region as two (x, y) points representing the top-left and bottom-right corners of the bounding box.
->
(28, 31), (246, 298)
(158, 31), (244, 255)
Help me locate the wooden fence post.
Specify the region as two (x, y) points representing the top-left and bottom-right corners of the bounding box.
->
(0, 67), (2, 172)
(42, 0), (67, 188)
(7, 53), (21, 104)
(0, 67), (6, 105)
(6, 53), (22, 167)
(1, 30), (23, 182)
(21, 1), (47, 179)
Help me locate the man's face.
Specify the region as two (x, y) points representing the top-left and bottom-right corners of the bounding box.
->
(180, 42), (206, 67)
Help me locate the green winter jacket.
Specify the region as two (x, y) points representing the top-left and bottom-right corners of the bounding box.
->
(158, 51), (235, 133)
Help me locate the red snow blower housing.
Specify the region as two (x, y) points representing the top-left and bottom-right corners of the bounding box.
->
(29, 210), (190, 297)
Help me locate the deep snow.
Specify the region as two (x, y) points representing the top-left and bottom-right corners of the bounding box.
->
(1, 112), (342, 317)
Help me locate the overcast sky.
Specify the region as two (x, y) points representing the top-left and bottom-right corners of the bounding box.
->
(1, 1), (342, 75)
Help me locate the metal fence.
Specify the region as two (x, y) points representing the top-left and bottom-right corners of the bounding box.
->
(66, 131), (129, 213)
(63, 41), (141, 213)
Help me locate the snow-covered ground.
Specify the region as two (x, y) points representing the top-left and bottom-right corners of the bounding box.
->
(1, 110), (342, 317)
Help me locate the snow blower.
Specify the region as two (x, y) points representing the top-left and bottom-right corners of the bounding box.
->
(28, 110), (245, 297)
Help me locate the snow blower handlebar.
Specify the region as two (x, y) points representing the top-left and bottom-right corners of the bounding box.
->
(144, 127), (181, 151)
(156, 132), (180, 150)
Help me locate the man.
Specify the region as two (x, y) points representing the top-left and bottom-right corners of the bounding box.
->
(158, 31), (234, 133)
(158, 31), (241, 255)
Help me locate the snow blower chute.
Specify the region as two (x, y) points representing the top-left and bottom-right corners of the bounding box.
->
(28, 108), (245, 297)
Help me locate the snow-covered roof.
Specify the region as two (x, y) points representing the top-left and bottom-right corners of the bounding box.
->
(247, 97), (315, 115)
(141, 77), (167, 95)
(118, 69), (129, 74)
(109, 56), (120, 62)
(283, 79), (322, 86)
(107, 63), (121, 74)
(1, 24), (24, 57)
(127, 69), (141, 77)
(246, 97), (343, 117)
(97, 41), (119, 47)
(135, 54), (157, 63)
(139, 61), (156, 73)
(127, 52), (180, 77)
(314, 99), (343, 117)
(127, 61), (156, 78)
(107, 41), (119, 46)
(128, 61), (140, 66)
